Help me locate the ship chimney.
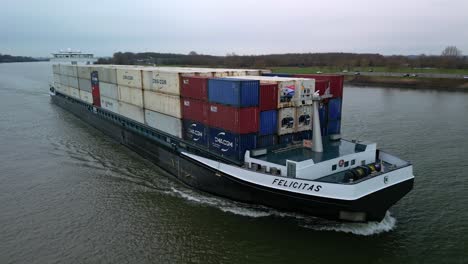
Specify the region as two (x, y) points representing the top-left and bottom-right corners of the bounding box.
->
(312, 91), (323, 153)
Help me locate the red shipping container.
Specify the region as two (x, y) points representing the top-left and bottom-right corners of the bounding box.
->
(259, 83), (278, 111)
(207, 103), (259, 134)
(181, 98), (208, 124)
(314, 80), (331, 97)
(181, 76), (209, 101)
(294, 74), (344, 98)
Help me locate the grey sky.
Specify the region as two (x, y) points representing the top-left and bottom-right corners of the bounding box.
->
(1, 0), (467, 57)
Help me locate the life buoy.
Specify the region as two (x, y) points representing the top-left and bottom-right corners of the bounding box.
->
(339, 159), (345, 167)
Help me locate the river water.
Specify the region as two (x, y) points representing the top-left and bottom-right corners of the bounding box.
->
(0, 62), (467, 264)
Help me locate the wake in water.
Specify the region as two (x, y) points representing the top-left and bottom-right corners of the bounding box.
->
(301, 211), (396, 236)
(170, 187), (397, 236)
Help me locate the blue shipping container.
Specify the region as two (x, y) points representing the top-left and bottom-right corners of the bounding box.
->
(208, 127), (257, 160)
(328, 98), (342, 120)
(259, 110), (278, 136)
(262, 73), (293, 77)
(279, 134), (294, 145)
(319, 103), (328, 136)
(327, 120), (341, 135)
(182, 120), (208, 147)
(208, 78), (259, 107)
(257, 135), (278, 148)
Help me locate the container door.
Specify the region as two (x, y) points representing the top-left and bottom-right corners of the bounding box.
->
(91, 71), (101, 107)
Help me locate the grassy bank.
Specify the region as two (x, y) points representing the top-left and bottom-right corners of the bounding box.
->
(346, 76), (468, 91)
(272, 66), (468, 75)
(270, 66), (468, 90)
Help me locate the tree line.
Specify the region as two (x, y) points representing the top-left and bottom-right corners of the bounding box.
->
(0, 54), (45, 63)
(96, 47), (467, 69)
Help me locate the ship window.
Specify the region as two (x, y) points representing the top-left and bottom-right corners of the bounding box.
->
(332, 164), (337, 171)
(361, 160), (366, 165)
(344, 161), (349, 167)
(351, 159), (355, 165)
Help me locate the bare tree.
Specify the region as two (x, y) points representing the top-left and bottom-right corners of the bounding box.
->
(441, 46), (462, 57)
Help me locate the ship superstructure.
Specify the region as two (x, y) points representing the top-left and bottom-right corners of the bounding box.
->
(51, 49), (97, 65)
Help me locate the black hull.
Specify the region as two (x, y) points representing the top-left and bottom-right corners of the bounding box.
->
(51, 93), (413, 222)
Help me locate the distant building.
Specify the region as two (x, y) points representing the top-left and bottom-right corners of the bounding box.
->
(51, 49), (97, 65)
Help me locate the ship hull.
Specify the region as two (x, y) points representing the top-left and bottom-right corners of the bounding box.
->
(51, 93), (413, 222)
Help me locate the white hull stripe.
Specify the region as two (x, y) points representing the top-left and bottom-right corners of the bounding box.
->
(182, 152), (414, 201)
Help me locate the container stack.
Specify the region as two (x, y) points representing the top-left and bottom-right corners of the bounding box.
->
(53, 64), (342, 162)
(206, 78), (260, 160)
(52, 64), (93, 104)
(180, 76), (210, 147)
(294, 74), (343, 136)
(180, 77), (261, 161)
(143, 67), (267, 139)
(263, 73), (344, 137)
(225, 76), (315, 145)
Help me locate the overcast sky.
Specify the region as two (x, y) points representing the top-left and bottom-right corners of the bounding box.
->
(1, 0), (467, 57)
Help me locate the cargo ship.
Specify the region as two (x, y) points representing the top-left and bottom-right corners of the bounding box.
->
(49, 63), (414, 222)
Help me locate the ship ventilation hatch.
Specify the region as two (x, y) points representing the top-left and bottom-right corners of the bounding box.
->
(287, 161), (296, 178)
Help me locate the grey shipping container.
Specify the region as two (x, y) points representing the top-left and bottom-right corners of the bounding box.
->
(92, 66), (117, 84)
(144, 110), (182, 138)
(118, 101), (145, 123)
(77, 66), (92, 79)
(100, 96), (119, 114)
(100, 82), (119, 100)
(68, 76), (79, 88)
(78, 78), (92, 92)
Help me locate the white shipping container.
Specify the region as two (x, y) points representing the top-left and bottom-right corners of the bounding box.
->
(143, 91), (181, 118)
(59, 74), (69, 86)
(295, 78), (315, 104)
(93, 66), (117, 84)
(100, 82), (118, 100)
(230, 70), (247, 76)
(54, 83), (63, 93)
(278, 107), (296, 135)
(118, 102), (145, 123)
(68, 76), (79, 88)
(78, 78), (92, 92)
(60, 65), (78, 77)
(53, 73), (60, 85)
(100, 97), (119, 114)
(144, 110), (182, 138)
(79, 90), (93, 104)
(118, 85), (143, 107)
(77, 65), (92, 79)
(211, 72), (229, 77)
(246, 70), (261, 76)
(52, 65), (60, 74)
(69, 87), (80, 99)
(295, 105), (313, 132)
(142, 71), (182, 95)
(116, 68), (142, 88)
(57, 85), (69, 95)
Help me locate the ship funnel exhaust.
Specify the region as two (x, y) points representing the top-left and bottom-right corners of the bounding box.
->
(312, 91), (323, 153)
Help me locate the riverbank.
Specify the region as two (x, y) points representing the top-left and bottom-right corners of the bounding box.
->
(345, 75), (468, 91)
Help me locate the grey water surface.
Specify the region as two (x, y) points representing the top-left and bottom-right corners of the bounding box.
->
(0, 62), (467, 264)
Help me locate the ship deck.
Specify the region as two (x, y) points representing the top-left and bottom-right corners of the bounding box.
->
(256, 139), (366, 166)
